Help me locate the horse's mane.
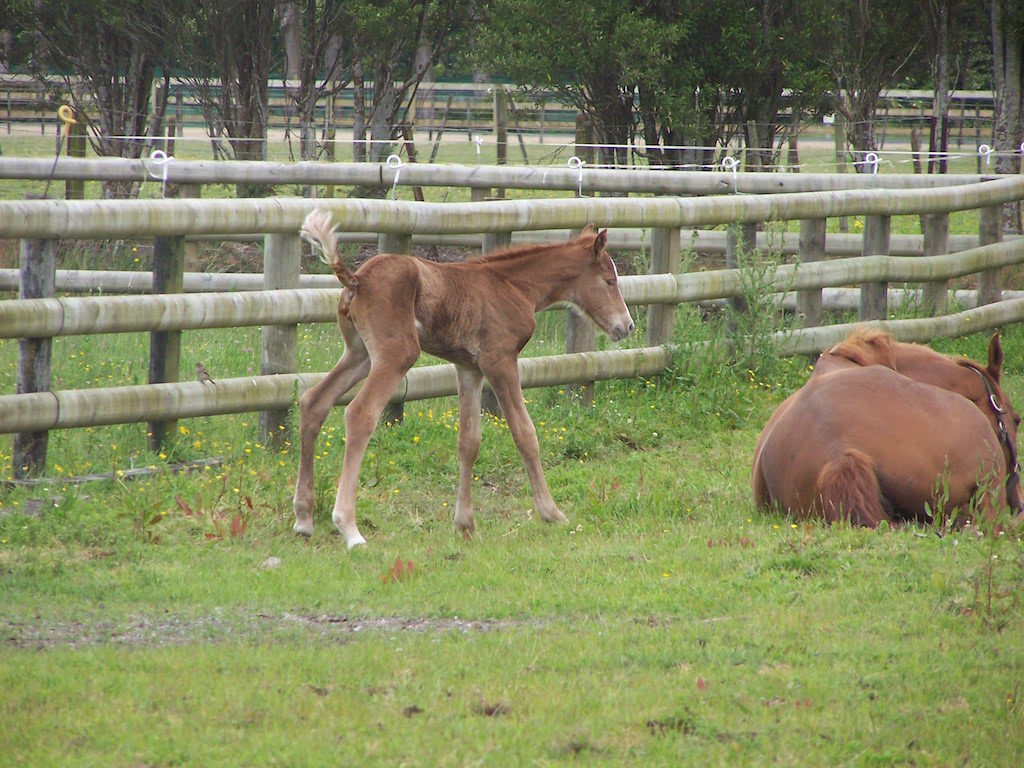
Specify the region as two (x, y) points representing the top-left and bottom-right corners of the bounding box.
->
(826, 329), (898, 369)
(474, 230), (597, 266)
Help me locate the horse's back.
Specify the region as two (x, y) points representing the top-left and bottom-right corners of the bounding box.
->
(755, 366), (1001, 524)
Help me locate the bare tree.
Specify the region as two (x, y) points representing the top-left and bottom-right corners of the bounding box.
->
(173, 0), (276, 195)
(343, 0), (467, 169)
(278, 0), (349, 161)
(829, 0), (921, 170)
(14, 0), (173, 197)
(989, 0), (1024, 231)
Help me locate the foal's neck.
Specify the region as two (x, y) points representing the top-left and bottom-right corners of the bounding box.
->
(480, 240), (586, 310)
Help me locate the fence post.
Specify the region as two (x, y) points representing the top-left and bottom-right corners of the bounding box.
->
(860, 215), (891, 321)
(647, 226), (680, 345)
(797, 219), (826, 328)
(978, 206), (1002, 306)
(378, 231), (411, 424)
(482, 230), (511, 255)
(921, 213), (950, 314)
(493, 87), (507, 196)
(725, 222), (756, 330)
(12, 237), (56, 478)
(64, 118), (86, 200)
(148, 235), (185, 452)
(259, 232), (301, 447)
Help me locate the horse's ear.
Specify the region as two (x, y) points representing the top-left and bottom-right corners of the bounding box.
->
(988, 333), (1003, 383)
(593, 228), (608, 253)
(581, 223), (596, 234)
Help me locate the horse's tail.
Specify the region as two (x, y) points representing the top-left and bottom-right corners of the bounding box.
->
(300, 209), (359, 288)
(816, 449), (892, 527)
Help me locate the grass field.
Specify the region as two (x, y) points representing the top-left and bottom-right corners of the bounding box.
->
(2, 133), (1024, 765)
(2, 303), (1024, 765)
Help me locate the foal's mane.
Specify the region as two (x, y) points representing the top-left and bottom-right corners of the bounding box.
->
(473, 230), (597, 266)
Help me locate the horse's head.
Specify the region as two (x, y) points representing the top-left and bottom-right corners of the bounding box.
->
(570, 225), (635, 342)
(960, 334), (1023, 516)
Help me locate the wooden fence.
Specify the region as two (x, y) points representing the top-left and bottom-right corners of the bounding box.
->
(1, 162), (1023, 478)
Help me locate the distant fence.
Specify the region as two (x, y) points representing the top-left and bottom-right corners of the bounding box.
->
(0, 75), (997, 148)
(1, 160), (1023, 478)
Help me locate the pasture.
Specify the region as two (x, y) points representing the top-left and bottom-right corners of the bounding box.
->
(2, 132), (1024, 764)
(2, 306), (1023, 765)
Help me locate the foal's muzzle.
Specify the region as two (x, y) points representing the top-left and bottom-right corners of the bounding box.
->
(608, 316), (636, 342)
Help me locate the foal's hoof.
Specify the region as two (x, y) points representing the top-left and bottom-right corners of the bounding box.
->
(293, 519), (314, 537)
(343, 531), (367, 550)
(540, 508), (568, 524)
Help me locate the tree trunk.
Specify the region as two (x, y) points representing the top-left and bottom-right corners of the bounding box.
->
(990, 0), (1024, 233)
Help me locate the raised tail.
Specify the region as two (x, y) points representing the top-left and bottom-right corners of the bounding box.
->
(816, 449), (893, 527)
(300, 209), (359, 288)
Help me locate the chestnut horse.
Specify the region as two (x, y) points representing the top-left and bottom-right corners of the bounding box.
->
(753, 331), (1023, 527)
(294, 210), (635, 548)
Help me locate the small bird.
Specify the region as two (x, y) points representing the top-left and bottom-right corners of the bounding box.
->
(195, 362), (215, 385)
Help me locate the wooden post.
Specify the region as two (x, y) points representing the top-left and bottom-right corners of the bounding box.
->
(64, 119), (86, 200)
(725, 222), (756, 329)
(148, 235), (185, 452)
(860, 215), (890, 321)
(565, 305), (596, 406)
(978, 206), (1002, 306)
(179, 183), (201, 270)
(482, 230), (510, 255)
(921, 213), (949, 315)
(324, 128), (336, 198)
(833, 114), (849, 233)
(797, 218), (826, 328)
(647, 226), (681, 345)
(493, 87), (507, 199)
(378, 231), (411, 424)
(12, 237), (56, 478)
(259, 232), (301, 447)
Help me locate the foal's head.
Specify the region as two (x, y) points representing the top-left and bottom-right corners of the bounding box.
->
(569, 226), (635, 342)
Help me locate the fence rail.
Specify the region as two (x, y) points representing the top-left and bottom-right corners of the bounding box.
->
(2, 162), (1023, 477)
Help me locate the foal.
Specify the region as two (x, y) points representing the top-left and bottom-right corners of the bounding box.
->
(294, 210), (635, 548)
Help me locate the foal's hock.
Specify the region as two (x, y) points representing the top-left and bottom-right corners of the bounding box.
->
(293, 210), (635, 548)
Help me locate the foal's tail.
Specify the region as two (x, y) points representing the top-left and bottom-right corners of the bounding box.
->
(300, 209), (359, 288)
(816, 449), (892, 527)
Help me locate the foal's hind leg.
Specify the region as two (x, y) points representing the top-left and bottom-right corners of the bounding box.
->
(293, 319), (370, 536)
(453, 365), (485, 536)
(331, 343), (420, 548)
(485, 358), (566, 524)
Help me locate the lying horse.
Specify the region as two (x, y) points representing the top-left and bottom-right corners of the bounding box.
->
(294, 210), (635, 548)
(753, 332), (1023, 527)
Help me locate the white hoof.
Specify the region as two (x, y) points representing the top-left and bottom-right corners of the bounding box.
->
(293, 519), (314, 537)
(344, 531), (367, 550)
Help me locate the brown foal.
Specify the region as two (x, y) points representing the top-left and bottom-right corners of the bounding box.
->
(294, 210), (635, 548)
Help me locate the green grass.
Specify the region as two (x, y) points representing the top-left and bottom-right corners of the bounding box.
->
(2, 308), (1024, 765)
(2, 135), (1023, 764)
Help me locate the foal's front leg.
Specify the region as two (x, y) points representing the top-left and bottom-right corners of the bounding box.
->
(453, 365), (485, 536)
(485, 359), (566, 524)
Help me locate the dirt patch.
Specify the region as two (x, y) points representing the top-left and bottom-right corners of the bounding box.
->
(3, 612), (536, 650)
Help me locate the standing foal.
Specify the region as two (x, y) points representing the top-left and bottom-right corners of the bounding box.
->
(294, 210), (635, 548)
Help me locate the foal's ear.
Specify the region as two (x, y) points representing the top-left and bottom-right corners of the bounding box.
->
(988, 333), (1004, 383)
(593, 228), (608, 253)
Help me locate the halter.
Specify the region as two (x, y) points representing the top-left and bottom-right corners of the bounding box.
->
(962, 363), (1024, 515)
